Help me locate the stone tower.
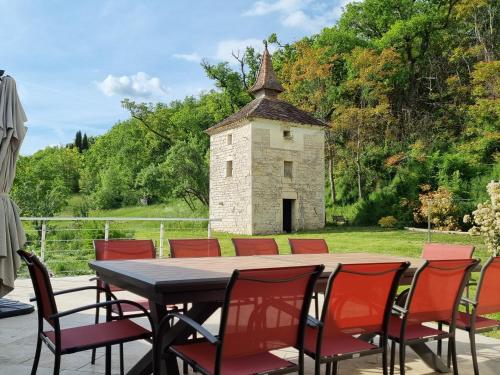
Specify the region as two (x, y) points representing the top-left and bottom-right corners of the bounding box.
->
(206, 43), (326, 235)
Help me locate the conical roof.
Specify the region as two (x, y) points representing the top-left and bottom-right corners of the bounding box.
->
(205, 42), (326, 134)
(248, 42), (284, 98)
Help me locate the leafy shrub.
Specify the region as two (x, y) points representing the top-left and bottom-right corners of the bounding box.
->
(414, 185), (460, 231)
(378, 216), (398, 228)
(465, 181), (500, 255)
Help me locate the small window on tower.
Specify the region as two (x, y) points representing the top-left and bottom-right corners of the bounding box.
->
(283, 130), (292, 139)
(227, 134), (232, 145)
(284, 161), (293, 178)
(226, 160), (233, 177)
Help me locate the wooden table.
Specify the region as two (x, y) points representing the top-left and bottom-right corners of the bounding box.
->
(89, 253), (450, 375)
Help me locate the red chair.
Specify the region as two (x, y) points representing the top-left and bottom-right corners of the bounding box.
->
(169, 238), (221, 374)
(232, 238), (279, 256)
(289, 239), (329, 318)
(91, 239), (176, 373)
(169, 239), (222, 258)
(289, 239), (329, 255)
(441, 257), (500, 375)
(422, 243), (475, 260)
(388, 259), (479, 375)
(18, 250), (152, 375)
(305, 262), (409, 375)
(155, 265), (325, 375)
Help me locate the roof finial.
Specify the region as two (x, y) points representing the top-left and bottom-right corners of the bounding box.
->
(248, 41), (284, 99)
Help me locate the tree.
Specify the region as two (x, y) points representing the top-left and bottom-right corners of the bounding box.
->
(159, 136), (209, 209)
(11, 147), (79, 234)
(74, 131), (82, 152)
(81, 133), (89, 151)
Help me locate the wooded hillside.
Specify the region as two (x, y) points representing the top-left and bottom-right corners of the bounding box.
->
(13, 0), (499, 230)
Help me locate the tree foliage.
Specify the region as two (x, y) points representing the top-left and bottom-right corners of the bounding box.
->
(12, 0), (500, 227)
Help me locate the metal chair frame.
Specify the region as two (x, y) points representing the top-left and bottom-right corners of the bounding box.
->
(18, 250), (153, 375)
(389, 259), (479, 375)
(154, 265), (325, 375)
(306, 262), (409, 375)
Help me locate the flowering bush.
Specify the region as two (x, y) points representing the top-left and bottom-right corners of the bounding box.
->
(414, 185), (460, 231)
(378, 216), (398, 228)
(464, 181), (500, 255)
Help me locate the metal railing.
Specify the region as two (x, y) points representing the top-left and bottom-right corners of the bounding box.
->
(20, 216), (219, 276)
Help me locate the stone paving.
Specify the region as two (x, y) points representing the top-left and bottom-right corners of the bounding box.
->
(1, 276), (500, 374)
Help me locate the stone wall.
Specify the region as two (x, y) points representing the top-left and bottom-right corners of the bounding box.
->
(251, 119), (325, 234)
(209, 119), (325, 235)
(209, 121), (252, 234)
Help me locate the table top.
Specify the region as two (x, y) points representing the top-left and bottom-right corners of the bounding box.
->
(89, 253), (423, 304)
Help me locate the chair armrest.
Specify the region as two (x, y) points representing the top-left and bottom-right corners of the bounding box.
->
(392, 305), (407, 316)
(166, 313), (219, 345)
(30, 286), (115, 302)
(307, 315), (323, 328)
(50, 299), (150, 320)
(89, 277), (99, 282)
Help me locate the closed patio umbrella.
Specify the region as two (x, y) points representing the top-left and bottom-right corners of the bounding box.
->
(0, 72), (31, 317)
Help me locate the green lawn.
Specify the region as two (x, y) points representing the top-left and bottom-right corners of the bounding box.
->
(23, 199), (497, 337)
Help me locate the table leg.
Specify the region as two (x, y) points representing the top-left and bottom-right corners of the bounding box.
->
(127, 302), (167, 375)
(358, 334), (449, 373)
(126, 301), (220, 375)
(409, 342), (450, 373)
(162, 302), (220, 375)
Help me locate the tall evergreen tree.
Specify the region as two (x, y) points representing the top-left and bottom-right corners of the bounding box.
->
(81, 133), (89, 151)
(74, 131), (82, 152)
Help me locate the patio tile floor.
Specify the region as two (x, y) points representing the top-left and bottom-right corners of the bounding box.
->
(1, 276), (499, 374)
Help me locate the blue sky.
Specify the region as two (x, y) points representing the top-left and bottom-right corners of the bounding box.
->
(1, 0), (348, 155)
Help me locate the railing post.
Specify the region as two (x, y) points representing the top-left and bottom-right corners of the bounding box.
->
(427, 198), (432, 243)
(40, 221), (47, 262)
(159, 221), (165, 258)
(207, 220), (211, 239)
(104, 221), (110, 241)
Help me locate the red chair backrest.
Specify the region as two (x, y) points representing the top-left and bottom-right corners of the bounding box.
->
(422, 243), (474, 260)
(232, 238), (278, 256)
(94, 239), (156, 291)
(169, 239), (221, 258)
(406, 259), (478, 323)
(17, 250), (58, 327)
(476, 257), (500, 315)
(219, 265), (324, 361)
(322, 262), (408, 336)
(289, 239), (328, 254)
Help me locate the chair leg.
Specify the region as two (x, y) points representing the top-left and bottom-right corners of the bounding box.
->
(120, 343), (124, 375)
(91, 291), (100, 365)
(469, 330), (480, 375)
(331, 361), (338, 375)
(447, 337), (452, 368)
(399, 342), (406, 375)
(325, 362), (331, 375)
(31, 336), (42, 375)
(105, 345), (111, 375)
(53, 354), (61, 375)
(314, 292), (320, 319)
(437, 322), (442, 357)
(382, 341), (389, 375)
(390, 341), (396, 375)
(449, 337), (459, 375)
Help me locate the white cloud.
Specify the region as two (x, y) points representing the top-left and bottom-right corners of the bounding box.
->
(96, 72), (168, 98)
(215, 38), (276, 63)
(244, 0), (351, 32)
(173, 53), (202, 63)
(244, 0), (304, 16)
